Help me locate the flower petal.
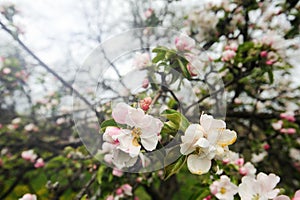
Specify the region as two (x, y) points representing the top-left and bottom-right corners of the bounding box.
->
(187, 154), (211, 175)
(200, 114), (226, 133)
(112, 102), (132, 124)
(217, 129), (237, 147)
(180, 124), (205, 155)
(141, 135), (158, 151)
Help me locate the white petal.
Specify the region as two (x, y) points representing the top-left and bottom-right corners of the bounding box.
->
(238, 176), (258, 200)
(187, 154), (211, 175)
(200, 114), (226, 132)
(194, 137), (210, 148)
(141, 117), (163, 137)
(112, 102), (132, 124)
(180, 124), (205, 155)
(217, 129), (237, 147)
(141, 135), (158, 151)
(126, 108), (146, 127)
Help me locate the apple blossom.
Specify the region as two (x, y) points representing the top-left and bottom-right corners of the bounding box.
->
(239, 162), (256, 177)
(210, 175), (238, 200)
(2, 67), (11, 74)
(12, 117), (21, 124)
(280, 128), (296, 135)
(293, 190), (300, 200)
(106, 195), (114, 200)
(142, 78), (149, 88)
(112, 102), (163, 154)
(19, 193), (37, 200)
(251, 151), (267, 163)
(133, 53), (151, 69)
(221, 50), (236, 62)
(180, 114), (237, 175)
(112, 168), (123, 177)
(272, 120), (283, 130)
(34, 158), (45, 168)
(144, 8), (153, 19)
(175, 35), (195, 51)
(238, 173), (280, 200)
(139, 97), (152, 112)
(274, 195), (290, 200)
(21, 149), (37, 163)
(24, 123), (38, 132)
(260, 51), (268, 57)
(280, 112), (296, 122)
(121, 184), (132, 196)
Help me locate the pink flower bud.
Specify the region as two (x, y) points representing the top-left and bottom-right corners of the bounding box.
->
(142, 79), (149, 88)
(144, 8), (153, 18)
(34, 158), (45, 168)
(222, 158), (230, 165)
(263, 143), (270, 150)
(280, 128), (296, 135)
(260, 51), (268, 57)
(235, 158), (244, 167)
(280, 112), (296, 122)
(112, 168), (123, 177)
(187, 63), (197, 76)
(266, 60), (273, 65)
(121, 184), (132, 196)
(22, 150), (37, 163)
(116, 188), (123, 195)
(203, 195), (212, 200)
(140, 97), (152, 111)
(239, 167), (248, 176)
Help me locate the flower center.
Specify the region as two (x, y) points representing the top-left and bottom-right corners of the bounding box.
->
(220, 187), (226, 194)
(252, 194), (260, 200)
(131, 128), (142, 147)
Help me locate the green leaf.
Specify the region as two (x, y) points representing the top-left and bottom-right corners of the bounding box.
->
(96, 165), (106, 185)
(164, 155), (187, 180)
(80, 194), (88, 200)
(177, 58), (191, 79)
(161, 121), (178, 135)
(161, 109), (190, 132)
(100, 119), (117, 133)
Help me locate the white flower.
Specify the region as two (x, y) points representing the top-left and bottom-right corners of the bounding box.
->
(133, 53), (151, 69)
(222, 50), (236, 62)
(12, 117), (21, 124)
(112, 103), (163, 153)
(239, 162), (257, 177)
(180, 114), (237, 175)
(251, 151), (268, 163)
(238, 172), (280, 200)
(19, 193), (37, 200)
(102, 103), (163, 169)
(210, 175), (238, 200)
(21, 150), (37, 163)
(175, 35), (195, 51)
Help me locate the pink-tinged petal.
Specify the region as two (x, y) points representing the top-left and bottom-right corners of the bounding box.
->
(180, 124), (205, 155)
(295, 190), (300, 198)
(141, 117), (163, 137)
(257, 173), (280, 196)
(141, 135), (158, 151)
(126, 108), (146, 127)
(112, 168), (123, 177)
(187, 154), (211, 175)
(274, 195), (290, 200)
(112, 149), (138, 169)
(121, 184), (133, 196)
(112, 102), (132, 124)
(19, 193), (37, 200)
(103, 126), (121, 143)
